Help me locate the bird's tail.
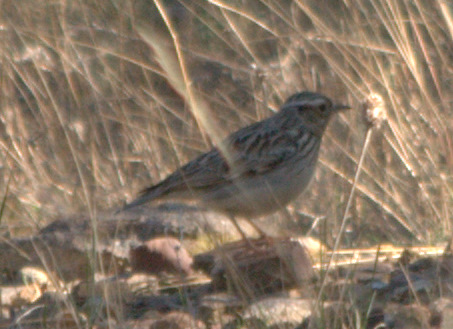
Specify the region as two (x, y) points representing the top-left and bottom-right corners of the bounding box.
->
(117, 181), (167, 213)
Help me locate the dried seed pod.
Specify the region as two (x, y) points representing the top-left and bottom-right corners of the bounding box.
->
(363, 93), (386, 128)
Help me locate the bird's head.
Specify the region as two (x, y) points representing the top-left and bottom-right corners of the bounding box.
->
(281, 91), (350, 135)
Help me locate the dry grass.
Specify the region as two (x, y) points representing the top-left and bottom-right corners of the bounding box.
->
(1, 0), (452, 327)
(2, 0), (451, 244)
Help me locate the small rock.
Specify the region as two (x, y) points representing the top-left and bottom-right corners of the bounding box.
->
(384, 304), (437, 329)
(242, 297), (312, 328)
(194, 237), (314, 296)
(130, 237), (193, 276)
(149, 311), (205, 329)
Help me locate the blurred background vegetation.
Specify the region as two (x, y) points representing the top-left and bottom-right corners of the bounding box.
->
(0, 0), (452, 246)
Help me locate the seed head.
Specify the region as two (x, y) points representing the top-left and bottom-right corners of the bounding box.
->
(363, 93), (386, 128)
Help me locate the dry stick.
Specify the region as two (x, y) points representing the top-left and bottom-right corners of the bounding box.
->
(315, 93), (386, 305)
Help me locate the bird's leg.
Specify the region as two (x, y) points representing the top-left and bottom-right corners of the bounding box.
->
(229, 215), (250, 241)
(229, 215), (270, 250)
(229, 216), (262, 250)
(244, 218), (267, 238)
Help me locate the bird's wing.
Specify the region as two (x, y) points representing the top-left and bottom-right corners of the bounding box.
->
(125, 117), (314, 209)
(224, 122), (301, 177)
(168, 119), (306, 190)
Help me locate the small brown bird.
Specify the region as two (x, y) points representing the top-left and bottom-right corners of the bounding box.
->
(122, 92), (350, 237)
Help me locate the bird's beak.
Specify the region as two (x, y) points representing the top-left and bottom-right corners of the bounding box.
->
(333, 104), (351, 112)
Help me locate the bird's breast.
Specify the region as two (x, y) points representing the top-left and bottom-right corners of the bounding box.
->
(200, 141), (321, 218)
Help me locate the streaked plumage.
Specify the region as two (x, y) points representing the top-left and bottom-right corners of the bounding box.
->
(123, 91), (349, 218)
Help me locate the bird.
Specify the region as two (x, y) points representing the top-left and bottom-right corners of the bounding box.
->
(122, 91), (350, 238)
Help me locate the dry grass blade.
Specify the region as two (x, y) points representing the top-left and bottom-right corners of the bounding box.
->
(316, 93), (388, 305)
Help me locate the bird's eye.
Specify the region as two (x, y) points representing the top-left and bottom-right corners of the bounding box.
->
(297, 105), (306, 112)
(319, 104), (327, 112)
